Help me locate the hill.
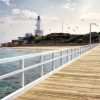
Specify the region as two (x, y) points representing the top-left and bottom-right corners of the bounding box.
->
(2, 32), (100, 46)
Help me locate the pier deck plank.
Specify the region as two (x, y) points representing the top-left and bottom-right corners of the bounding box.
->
(15, 46), (100, 100)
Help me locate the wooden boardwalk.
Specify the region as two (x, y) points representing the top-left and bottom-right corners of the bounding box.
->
(16, 46), (100, 100)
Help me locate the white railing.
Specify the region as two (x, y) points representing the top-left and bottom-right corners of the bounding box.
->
(0, 44), (98, 100)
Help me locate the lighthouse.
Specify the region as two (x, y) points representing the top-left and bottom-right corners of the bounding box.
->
(34, 16), (43, 36)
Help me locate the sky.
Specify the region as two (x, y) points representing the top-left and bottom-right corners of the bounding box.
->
(0, 0), (100, 43)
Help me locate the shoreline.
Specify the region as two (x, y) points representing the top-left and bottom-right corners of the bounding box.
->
(10, 46), (79, 51)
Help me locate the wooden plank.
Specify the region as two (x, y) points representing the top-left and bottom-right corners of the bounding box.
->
(15, 46), (100, 100)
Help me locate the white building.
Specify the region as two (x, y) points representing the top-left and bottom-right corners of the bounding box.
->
(34, 16), (43, 36)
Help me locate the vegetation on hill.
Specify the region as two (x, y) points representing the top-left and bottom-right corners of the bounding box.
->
(2, 32), (100, 46)
(26, 32), (100, 44)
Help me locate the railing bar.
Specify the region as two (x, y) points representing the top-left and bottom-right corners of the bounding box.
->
(0, 54), (67, 80)
(0, 44), (98, 81)
(0, 49), (84, 80)
(0, 46), (85, 64)
(0, 69), (22, 80)
(0, 48), (69, 63)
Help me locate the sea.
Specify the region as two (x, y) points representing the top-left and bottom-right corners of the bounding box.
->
(0, 48), (61, 99)
(0, 48), (44, 99)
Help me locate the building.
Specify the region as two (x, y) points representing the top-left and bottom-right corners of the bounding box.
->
(25, 33), (33, 38)
(34, 16), (43, 36)
(12, 40), (19, 46)
(18, 37), (24, 40)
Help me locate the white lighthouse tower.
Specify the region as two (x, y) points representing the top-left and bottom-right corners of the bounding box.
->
(34, 16), (43, 36)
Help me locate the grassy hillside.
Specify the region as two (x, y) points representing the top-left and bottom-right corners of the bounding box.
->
(31, 32), (100, 44)
(2, 32), (100, 46)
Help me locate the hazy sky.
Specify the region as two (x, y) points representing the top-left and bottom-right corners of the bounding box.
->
(0, 0), (100, 43)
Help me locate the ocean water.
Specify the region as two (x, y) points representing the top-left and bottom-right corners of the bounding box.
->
(0, 48), (37, 59)
(0, 48), (64, 99)
(0, 48), (42, 99)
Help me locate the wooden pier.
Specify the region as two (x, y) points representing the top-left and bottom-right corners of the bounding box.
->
(15, 46), (100, 100)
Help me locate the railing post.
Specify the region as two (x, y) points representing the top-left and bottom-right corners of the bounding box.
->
(66, 50), (68, 62)
(72, 49), (74, 59)
(71, 49), (73, 60)
(83, 46), (84, 53)
(87, 45), (88, 51)
(82, 46), (84, 54)
(68, 49), (71, 61)
(82, 46), (83, 54)
(80, 47), (82, 55)
(21, 59), (25, 87)
(52, 53), (55, 70)
(60, 51), (63, 66)
(84, 46), (86, 52)
(74, 48), (76, 58)
(41, 54), (43, 77)
(76, 48), (77, 57)
(78, 48), (80, 56)
(71, 49), (72, 60)
(73, 48), (75, 59)
(79, 47), (80, 56)
(83, 46), (85, 53)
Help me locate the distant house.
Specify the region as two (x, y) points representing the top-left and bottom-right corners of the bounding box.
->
(21, 40), (28, 45)
(18, 37), (24, 40)
(12, 40), (19, 46)
(25, 33), (33, 38)
(2, 42), (13, 47)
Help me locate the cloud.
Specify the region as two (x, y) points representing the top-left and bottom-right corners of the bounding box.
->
(42, 16), (58, 20)
(81, 12), (100, 20)
(12, 9), (20, 14)
(12, 8), (58, 21)
(0, 15), (36, 43)
(63, 2), (76, 11)
(0, 0), (11, 6)
(0, 16), (14, 26)
(12, 9), (38, 19)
